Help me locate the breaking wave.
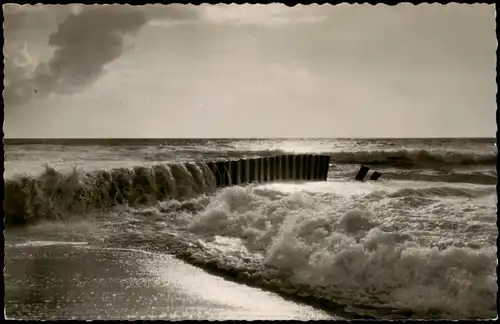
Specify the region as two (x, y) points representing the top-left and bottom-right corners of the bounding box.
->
(387, 186), (495, 199)
(144, 149), (288, 162)
(142, 148), (496, 169)
(100, 185), (497, 319)
(327, 164), (497, 185)
(4, 163), (216, 226)
(368, 170), (497, 185)
(4, 146), (497, 319)
(327, 149), (496, 168)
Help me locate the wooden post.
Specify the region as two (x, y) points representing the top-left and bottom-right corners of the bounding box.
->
(323, 155), (331, 180)
(309, 155), (316, 180)
(259, 158), (265, 182)
(305, 155), (312, 180)
(230, 160), (240, 185)
(314, 155), (322, 180)
(263, 157), (269, 182)
(276, 155), (282, 180)
(296, 155), (303, 180)
(249, 158), (257, 183)
(269, 156), (276, 181)
(286, 155), (292, 180)
(215, 161), (225, 186)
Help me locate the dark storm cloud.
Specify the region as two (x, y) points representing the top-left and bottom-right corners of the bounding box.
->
(3, 4), (201, 108)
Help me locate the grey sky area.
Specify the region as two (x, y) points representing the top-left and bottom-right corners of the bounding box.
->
(3, 4), (496, 138)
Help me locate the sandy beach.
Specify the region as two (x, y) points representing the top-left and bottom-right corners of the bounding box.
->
(5, 240), (335, 320)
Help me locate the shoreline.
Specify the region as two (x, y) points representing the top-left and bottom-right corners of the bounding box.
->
(5, 242), (335, 320)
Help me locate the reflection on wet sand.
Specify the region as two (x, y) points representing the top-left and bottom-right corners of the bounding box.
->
(5, 244), (335, 320)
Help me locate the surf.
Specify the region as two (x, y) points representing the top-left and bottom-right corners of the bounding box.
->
(3, 140), (497, 319)
(4, 163), (216, 226)
(97, 183), (497, 319)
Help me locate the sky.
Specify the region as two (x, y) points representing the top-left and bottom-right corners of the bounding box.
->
(3, 4), (497, 138)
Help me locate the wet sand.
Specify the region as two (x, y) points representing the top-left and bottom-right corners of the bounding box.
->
(4, 242), (336, 320)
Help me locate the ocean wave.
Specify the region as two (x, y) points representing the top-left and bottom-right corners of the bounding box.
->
(5, 156), (496, 227)
(145, 148), (497, 172)
(5, 170), (497, 318)
(328, 165), (497, 185)
(143, 149), (288, 162)
(327, 149), (496, 168)
(144, 148), (496, 168)
(3, 142), (288, 164)
(100, 185), (497, 319)
(374, 171), (497, 185)
(4, 162), (216, 226)
(387, 186), (495, 199)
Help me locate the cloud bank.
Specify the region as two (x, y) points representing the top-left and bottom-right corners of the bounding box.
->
(3, 4), (200, 109)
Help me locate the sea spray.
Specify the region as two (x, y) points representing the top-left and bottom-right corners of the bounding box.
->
(4, 163), (216, 226)
(3, 139), (497, 318)
(118, 184), (496, 319)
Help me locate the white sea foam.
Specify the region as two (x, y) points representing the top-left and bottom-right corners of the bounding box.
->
(142, 180), (497, 318)
(14, 241), (89, 247)
(4, 138), (497, 319)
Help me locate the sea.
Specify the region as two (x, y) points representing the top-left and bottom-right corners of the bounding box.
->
(3, 138), (498, 320)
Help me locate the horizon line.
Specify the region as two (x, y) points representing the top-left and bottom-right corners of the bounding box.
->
(4, 136), (496, 140)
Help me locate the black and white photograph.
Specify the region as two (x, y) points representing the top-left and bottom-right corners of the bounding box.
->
(3, 3), (497, 320)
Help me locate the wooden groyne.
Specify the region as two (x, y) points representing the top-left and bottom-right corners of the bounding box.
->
(205, 154), (331, 187)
